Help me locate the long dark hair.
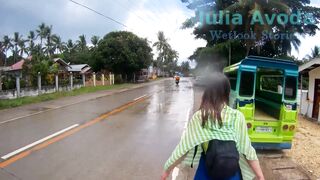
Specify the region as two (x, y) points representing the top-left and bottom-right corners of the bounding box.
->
(199, 73), (231, 127)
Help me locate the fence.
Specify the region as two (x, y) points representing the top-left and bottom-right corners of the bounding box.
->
(0, 72), (115, 99)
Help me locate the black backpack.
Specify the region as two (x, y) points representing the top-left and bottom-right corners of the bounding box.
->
(192, 139), (240, 179)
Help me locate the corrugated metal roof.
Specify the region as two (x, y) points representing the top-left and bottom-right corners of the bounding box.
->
(299, 58), (320, 75)
(53, 58), (70, 67)
(67, 64), (90, 72)
(81, 66), (92, 74)
(10, 59), (25, 71)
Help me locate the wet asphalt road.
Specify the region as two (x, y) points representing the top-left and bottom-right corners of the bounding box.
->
(0, 78), (194, 180)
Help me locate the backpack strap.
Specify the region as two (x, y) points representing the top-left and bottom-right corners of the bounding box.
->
(190, 145), (198, 168)
(202, 141), (209, 153)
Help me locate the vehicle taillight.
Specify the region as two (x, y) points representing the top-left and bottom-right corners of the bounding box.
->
(247, 123), (252, 129)
(289, 125), (295, 131)
(283, 125), (289, 130)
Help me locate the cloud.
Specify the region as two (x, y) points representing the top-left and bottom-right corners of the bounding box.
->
(7, 0), (319, 62)
(290, 0), (320, 60)
(291, 30), (320, 60)
(0, 0), (204, 63)
(0, 0), (132, 40)
(125, 1), (206, 63)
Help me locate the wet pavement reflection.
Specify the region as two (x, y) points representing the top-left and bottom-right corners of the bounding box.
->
(0, 78), (195, 180)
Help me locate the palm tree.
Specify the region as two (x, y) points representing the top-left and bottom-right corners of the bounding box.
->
(0, 41), (4, 65)
(165, 49), (179, 75)
(2, 35), (12, 66)
(66, 39), (75, 53)
(226, 0), (290, 55)
(77, 35), (87, 51)
(12, 32), (23, 63)
(51, 35), (65, 54)
(27, 31), (36, 56)
(36, 23), (47, 48)
(306, 46), (320, 60)
(91, 36), (99, 48)
(153, 31), (179, 76)
(44, 26), (54, 57)
(153, 31), (170, 67)
(17, 38), (27, 57)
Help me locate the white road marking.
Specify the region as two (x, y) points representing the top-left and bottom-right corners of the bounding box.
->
(133, 94), (148, 101)
(0, 110), (52, 125)
(184, 108), (191, 129)
(0, 101), (84, 126)
(0, 79), (167, 126)
(1, 124), (79, 160)
(0, 87), (142, 126)
(172, 108), (192, 179)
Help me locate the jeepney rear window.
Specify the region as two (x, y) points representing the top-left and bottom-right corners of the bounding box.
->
(261, 75), (283, 94)
(239, 71), (254, 97)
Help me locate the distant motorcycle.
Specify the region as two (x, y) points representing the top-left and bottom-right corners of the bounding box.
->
(175, 76), (180, 85)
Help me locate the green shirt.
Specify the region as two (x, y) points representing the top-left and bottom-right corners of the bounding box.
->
(164, 105), (258, 180)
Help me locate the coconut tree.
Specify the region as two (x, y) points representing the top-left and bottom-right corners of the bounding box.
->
(164, 48), (179, 75)
(36, 23), (47, 48)
(1, 35), (12, 66)
(305, 46), (320, 60)
(0, 41), (3, 54)
(27, 31), (37, 56)
(12, 32), (23, 63)
(66, 39), (75, 53)
(44, 26), (54, 57)
(153, 31), (171, 68)
(17, 38), (28, 57)
(153, 31), (170, 55)
(77, 34), (87, 51)
(225, 0), (290, 55)
(182, 0), (297, 58)
(311, 46), (320, 59)
(91, 35), (99, 48)
(51, 35), (65, 54)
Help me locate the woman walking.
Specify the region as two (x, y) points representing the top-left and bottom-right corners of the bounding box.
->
(161, 73), (264, 180)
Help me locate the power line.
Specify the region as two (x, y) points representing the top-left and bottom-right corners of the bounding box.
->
(69, 0), (128, 28)
(116, 0), (148, 24)
(123, 0), (163, 28)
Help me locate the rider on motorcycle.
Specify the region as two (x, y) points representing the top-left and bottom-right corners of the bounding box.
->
(174, 74), (180, 85)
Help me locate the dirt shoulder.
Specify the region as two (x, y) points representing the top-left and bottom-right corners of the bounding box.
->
(284, 116), (320, 178)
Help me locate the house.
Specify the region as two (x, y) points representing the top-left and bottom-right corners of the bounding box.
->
(0, 66), (10, 91)
(299, 58), (320, 120)
(4, 59), (27, 77)
(67, 64), (92, 75)
(53, 58), (71, 73)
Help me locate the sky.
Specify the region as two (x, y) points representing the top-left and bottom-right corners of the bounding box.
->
(0, 0), (206, 66)
(0, 0), (320, 64)
(286, 0), (320, 59)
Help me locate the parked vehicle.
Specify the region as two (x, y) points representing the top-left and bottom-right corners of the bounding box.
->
(224, 56), (298, 149)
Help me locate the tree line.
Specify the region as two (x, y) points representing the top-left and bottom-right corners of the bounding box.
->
(180, 0), (320, 72)
(0, 23), (190, 85)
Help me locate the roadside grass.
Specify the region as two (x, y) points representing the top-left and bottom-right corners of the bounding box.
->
(0, 84), (132, 110)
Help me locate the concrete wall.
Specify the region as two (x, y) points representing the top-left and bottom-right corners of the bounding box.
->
(302, 66), (320, 118)
(299, 90), (312, 117)
(0, 84), (82, 99)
